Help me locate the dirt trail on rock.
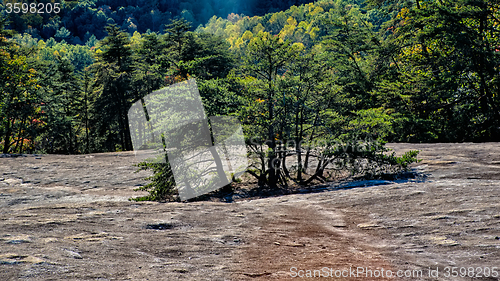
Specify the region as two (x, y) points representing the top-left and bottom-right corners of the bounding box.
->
(1, 144), (499, 280)
(234, 204), (398, 280)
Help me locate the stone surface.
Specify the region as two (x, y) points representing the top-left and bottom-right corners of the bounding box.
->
(0, 144), (499, 280)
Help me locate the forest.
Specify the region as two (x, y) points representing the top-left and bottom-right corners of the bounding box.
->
(1, 0), (319, 42)
(1, 0), (499, 198)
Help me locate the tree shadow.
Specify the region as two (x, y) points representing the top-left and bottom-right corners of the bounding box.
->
(187, 168), (429, 203)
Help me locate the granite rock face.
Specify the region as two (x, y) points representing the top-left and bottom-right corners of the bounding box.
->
(0, 144), (499, 280)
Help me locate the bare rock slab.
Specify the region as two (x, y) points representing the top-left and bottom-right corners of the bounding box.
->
(0, 144), (499, 280)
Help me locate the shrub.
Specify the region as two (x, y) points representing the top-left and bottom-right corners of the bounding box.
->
(130, 159), (178, 202)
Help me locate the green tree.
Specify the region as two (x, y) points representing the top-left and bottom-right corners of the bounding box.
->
(54, 27), (72, 42)
(277, 50), (334, 183)
(91, 24), (134, 151)
(241, 32), (301, 187)
(373, 0), (500, 141)
(0, 45), (41, 153)
(51, 57), (81, 153)
(182, 32), (235, 80)
(132, 32), (167, 99)
(164, 18), (191, 60)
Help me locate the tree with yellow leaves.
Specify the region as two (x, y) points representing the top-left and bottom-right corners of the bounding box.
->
(1, 19), (42, 153)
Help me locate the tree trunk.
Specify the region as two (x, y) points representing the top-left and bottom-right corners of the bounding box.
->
(295, 103), (302, 182)
(267, 62), (277, 188)
(2, 118), (13, 154)
(84, 83), (90, 153)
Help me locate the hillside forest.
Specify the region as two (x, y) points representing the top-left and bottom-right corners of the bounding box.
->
(1, 0), (499, 196)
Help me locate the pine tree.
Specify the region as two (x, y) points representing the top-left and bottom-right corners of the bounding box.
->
(164, 18), (191, 60)
(242, 32), (300, 187)
(91, 24), (134, 151)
